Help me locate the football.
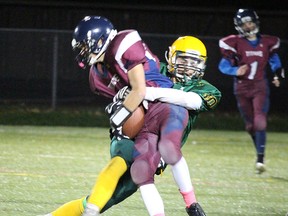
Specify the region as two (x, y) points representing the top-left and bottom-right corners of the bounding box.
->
(122, 105), (145, 139)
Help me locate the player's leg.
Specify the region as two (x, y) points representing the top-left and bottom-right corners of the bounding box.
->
(48, 163), (137, 215)
(46, 138), (136, 216)
(132, 102), (205, 216)
(46, 196), (86, 216)
(157, 104), (205, 215)
(101, 162), (138, 213)
(235, 93), (255, 146)
(47, 173), (138, 216)
(234, 81), (267, 172)
(235, 87), (267, 174)
(252, 82), (269, 173)
(84, 138), (135, 215)
(131, 102), (166, 216)
(131, 132), (164, 216)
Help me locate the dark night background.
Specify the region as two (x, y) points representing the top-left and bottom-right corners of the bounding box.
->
(0, 0), (287, 113)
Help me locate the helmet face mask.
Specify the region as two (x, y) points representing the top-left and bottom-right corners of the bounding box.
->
(174, 52), (205, 82)
(234, 9), (260, 37)
(72, 41), (91, 69)
(166, 36), (207, 83)
(71, 16), (117, 69)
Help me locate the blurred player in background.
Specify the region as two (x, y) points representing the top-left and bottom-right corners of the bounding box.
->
(218, 8), (285, 174)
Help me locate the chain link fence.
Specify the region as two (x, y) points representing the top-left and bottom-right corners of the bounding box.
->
(1, 28), (287, 113)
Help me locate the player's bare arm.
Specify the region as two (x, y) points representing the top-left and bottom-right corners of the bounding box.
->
(236, 64), (249, 76)
(123, 64), (146, 111)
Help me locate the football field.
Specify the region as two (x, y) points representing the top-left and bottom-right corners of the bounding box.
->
(0, 125), (287, 216)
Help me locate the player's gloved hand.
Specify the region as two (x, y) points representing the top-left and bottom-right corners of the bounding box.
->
(105, 100), (123, 117)
(155, 157), (167, 175)
(109, 125), (129, 141)
(113, 86), (131, 102)
(273, 67), (285, 87)
(109, 103), (132, 140)
(106, 101), (124, 140)
(106, 101), (130, 140)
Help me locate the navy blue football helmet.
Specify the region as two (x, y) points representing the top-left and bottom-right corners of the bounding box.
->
(71, 16), (117, 69)
(234, 9), (260, 37)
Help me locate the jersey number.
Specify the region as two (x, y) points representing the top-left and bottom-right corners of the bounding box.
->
(247, 61), (258, 80)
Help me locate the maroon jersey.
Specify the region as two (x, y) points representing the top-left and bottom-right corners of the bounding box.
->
(89, 30), (173, 98)
(219, 34), (280, 81)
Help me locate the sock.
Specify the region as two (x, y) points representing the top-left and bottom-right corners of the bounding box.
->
(180, 190), (197, 207)
(257, 154), (264, 163)
(251, 131), (266, 163)
(251, 134), (257, 149)
(51, 196), (86, 216)
(140, 184), (165, 216)
(171, 157), (196, 207)
(171, 157), (193, 192)
(88, 156), (127, 211)
(85, 203), (100, 215)
(255, 130), (266, 155)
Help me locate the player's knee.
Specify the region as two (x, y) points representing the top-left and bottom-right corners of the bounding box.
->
(254, 116), (267, 131)
(111, 139), (134, 165)
(159, 140), (182, 165)
(161, 149), (181, 165)
(131, 160), (154, 185)
(254, 123), (266, 131)
(245, 124), (253, 134)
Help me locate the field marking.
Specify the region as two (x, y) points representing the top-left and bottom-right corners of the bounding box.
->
(0, 172), (46, 177)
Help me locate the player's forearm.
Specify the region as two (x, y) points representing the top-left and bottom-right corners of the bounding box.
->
(269, 53), (282, 72)
(123, 89), (145, 110)
(145, 87), (202, 110)
(124, 64), (146, 111)
(218, 58), (238, 76)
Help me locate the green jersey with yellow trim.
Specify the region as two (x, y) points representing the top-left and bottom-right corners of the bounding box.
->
(160, 62), (222, 145)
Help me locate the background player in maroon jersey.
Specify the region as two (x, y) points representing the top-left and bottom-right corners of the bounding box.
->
(218, 8), (285, 174)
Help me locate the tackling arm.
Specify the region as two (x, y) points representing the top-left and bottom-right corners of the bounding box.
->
(145, 87), (202, 110)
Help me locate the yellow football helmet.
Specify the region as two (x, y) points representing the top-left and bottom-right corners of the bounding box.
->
(166, 36), (207, 82)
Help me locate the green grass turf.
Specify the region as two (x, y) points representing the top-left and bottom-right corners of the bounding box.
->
(0, 125), (287, 216)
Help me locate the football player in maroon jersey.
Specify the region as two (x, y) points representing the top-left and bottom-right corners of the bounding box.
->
(71, 15), (174, 216)
(218, 9), (285, 174)
(69, 16), (204, 216)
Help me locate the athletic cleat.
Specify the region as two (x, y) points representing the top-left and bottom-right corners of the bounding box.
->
(186, 203), (206, 216)
(255, 162), (266, 174)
